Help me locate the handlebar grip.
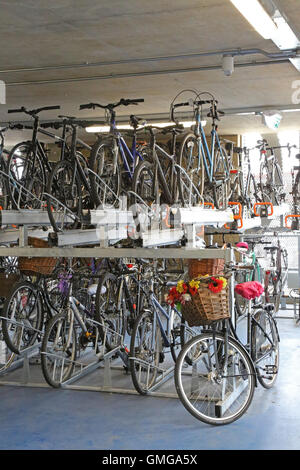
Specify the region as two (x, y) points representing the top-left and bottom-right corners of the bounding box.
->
(79, 103), (93, 110)
(7, 108), (24, 114)
(43, 105), (61, 111)
(131, 98), (144, 103)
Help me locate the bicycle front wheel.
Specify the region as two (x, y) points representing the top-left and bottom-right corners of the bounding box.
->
(130, 310), (162, 395)
(46, 160), (82, 232)
(88, 138), (120, 208)
(41, 310), (78, 388)
(251, 309), (279, 389)
(175, 332), (255, 425)
(177, 133), (204, 204)
(2, 280), (43, 354)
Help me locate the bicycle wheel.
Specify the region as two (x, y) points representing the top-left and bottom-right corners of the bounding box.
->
(88, 138), (120, 208)
(2, 280), (43, 354)
(95, 272), (126, 351)
(259, 161), (273, 204)
(251, 309), (279, 389)
(177, 133), (204, 203)
(0, 161), (8, 210)
(131, 159), (158, 206)
(0, 328), (15, 372)
(175, 331), (255, 425)
(7, 142), (46, 209)
(41, 310), (78, 388)
(46, 160), (82, 232)
(130, 309), (162, 395)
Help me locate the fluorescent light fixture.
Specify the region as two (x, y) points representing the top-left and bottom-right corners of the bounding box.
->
(86, 120), (207, 133)
(281, 108), (300, 113)
(230, 0), (278, 39)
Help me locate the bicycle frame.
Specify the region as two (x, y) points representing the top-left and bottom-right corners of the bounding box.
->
(194, 107), (230, 183)
(109, 113), (144, 180)
(150, 293), (180, 349)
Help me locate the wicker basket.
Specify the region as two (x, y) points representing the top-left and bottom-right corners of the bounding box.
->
(18, 237), (57, 276)
(188, 258), (225, 279)
(181, 278), (230, 327)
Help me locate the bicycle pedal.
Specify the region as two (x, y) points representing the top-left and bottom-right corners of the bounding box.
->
(159, 352), (165, 363)
(264, 364), (278, 374)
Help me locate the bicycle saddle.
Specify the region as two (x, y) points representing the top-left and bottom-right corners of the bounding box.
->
(235, 281), (264, 300)
(264, 246), (278, 251)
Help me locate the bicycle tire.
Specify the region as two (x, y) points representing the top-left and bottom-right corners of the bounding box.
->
(130, 309), (162, 395)
(41, 310), (78, 388)
(2, 280), (43, 354)
(7, 141), (46, 209)
(46, 160), (82, 232)
(177, 133), (204, 204)
(175, 331), (256, 425)
(95, 272), (126, 351)
(251, 309), (279, 389)
(88, 137), (121, 208)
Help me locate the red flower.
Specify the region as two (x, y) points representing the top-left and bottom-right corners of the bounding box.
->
(188, 286), (198, 296)
(208, 277), (224, 294)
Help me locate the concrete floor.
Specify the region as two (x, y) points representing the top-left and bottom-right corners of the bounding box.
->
(0, 314), (299, 450)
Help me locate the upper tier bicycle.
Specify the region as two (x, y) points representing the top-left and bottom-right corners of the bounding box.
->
(172, 93), (232, 209)
(258, 139), (295, 205)
(6, 105), (63, 208)
(79, 98), (146, 207)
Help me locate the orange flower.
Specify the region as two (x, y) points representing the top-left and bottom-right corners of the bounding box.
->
(208, 277), (224, 294)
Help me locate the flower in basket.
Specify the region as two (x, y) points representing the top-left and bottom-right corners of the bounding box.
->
(208, 276), (227, 294)
(165, 286), (182, 307)
(188, 279), (200, 296)
(176, 280), (188, 294)
(181, 293), (192, 304)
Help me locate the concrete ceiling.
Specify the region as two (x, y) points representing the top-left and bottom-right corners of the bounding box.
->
(1, 0), (300, 144)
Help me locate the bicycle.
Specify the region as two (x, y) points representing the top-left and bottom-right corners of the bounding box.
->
(258, 139), (295, 205)
(229, 146), (262, 218)
(286, 153), (300, 230)
(173, 92), (232, 209)
(174, 265), (279, 425)
(44, 116), (109, 232)
(79, 98), (146, 207)
(233, 240), (269, 318)
(6, 105), (63, 208)
(264, 237), (288, 313)
(1, 274), (64, 355)
(40, 270), (124, 388)
(129, 273), (201, 395)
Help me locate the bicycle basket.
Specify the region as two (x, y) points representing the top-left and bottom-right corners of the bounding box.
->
(18, 237), (57, 276)
(188, 258), (225, 279)
(181, 277), (230, 327)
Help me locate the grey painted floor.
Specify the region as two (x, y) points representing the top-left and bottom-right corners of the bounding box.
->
(0, 314), (299, 450)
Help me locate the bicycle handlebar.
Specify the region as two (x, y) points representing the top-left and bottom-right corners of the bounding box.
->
(79, 98), (144, 111)
(8, 105), (60, 116)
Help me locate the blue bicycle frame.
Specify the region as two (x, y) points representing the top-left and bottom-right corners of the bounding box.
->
(195, 109), (230, 183)
(111, 117), (144, 180)
(150, 294), (181, 349)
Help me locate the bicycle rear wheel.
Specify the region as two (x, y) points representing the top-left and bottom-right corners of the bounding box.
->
(7, 142), (46, 209)
(41, 310), (78, 388)
(2, 280), (43, 354)
(130, 310), (162, 395)
(177, 133), (204, 204)
(88, 138), (120, 207)
(95, 272), (126, 351)
(46, 160), (82, 232)
(251, 309), (279, 389)
(175, 332), (255, 425)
